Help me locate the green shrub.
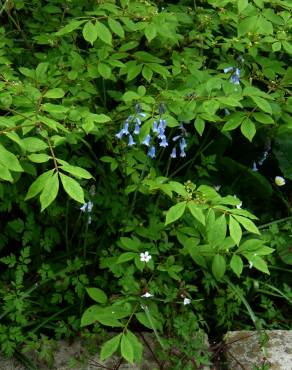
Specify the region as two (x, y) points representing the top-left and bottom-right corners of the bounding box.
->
(0, 0), (291, 367)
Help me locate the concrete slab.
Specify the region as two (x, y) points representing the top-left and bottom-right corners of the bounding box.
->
(225, 330), (292, 370)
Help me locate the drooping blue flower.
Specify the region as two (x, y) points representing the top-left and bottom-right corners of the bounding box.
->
(179, 138), (187, 151)
(224, 66), (233, 73)
(134, 123), (140, 135)
(135, 103), (142, 113)
(224, 108), (230, 116)
(159, 102), (166, 115)
(147, 146), (156, 158)
(158, 119), (166, 130)
(252, 162), (258, 172)
(139, 112), (147, 118)
(159, 137), (168, 147)
(152, 121), (158, 133)
(180, 148), (186, 158)
(142, 134), (151, 146)
(158, 127), (166, 140)
(116, 121), (130, 139)
(172, 135), (181, 142)
(230, 68), (240, 85)
(128, 134), (135, 146)
(135, 117), (141, 126)
(170, 147), (177, 158)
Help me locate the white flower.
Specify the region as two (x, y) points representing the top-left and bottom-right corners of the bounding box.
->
(249, 261), (253, 269)
(214, 185), (221, 191)
(80, 201), (93, 213)
(236, 201), (242, 209)
(140, 251), (152, 263)
(275, 176), (285, 186)
(141, 292), (153, 298)
(183, 298), (191, 305)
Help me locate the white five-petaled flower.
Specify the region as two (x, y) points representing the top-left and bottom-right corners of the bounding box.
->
(183, 298), (191, 305)
(275, 176), (285, 186)
(141, 292), (153, 298)
(140, 251), (152, 263)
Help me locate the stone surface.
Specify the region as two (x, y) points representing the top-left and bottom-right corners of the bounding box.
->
(0, 333), (211, 369)
(225, 330), (292, 370)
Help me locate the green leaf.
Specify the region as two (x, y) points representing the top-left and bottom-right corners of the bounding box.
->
(83, 21), (98, 45)
(100, 334), (122, 361)
(86, 288), (107, 304)
(250, 96), (272, 114)
(55, 20), (85, 35)
(108, 18), (124, 38)
(145, 23), (157, 42)
(165, 201), (187, 225)
(194, 117), (205, 136)
(117, 252), (137, 264)
(126, 331), (143, 364)
(241, 118), (256, 142)
(233, 215), (260, 234)
(246, 255), (270, 274)
(0, 164), (13, 182)
(142, 66), (153, 82)
(59, 164), (92, 179)
(0, 144), (23, 172)
(208, 215), (227, 246)
(96, 21), (112, 45)
(28, 153), (51, 163)
(44, 88), (65, 99)
(40, 172), (59, 211)
(98, 62), (111, 79)
(230, 255), (243, 277)
(80, 305), (102, 326)
(229, 216), (242, 245)
(60, 173), (85, 204)
(187, 202), (205, 225)
(238, 0), (248, 13)
(282, 41), (292, 55)
(272, 41), (281, 52)
(212, 254), (226, 280)
(25, 170), (54, 200)
(252, 112), (274, 124)
(22, 137), (48, 152)
(121, 333), (134, 364)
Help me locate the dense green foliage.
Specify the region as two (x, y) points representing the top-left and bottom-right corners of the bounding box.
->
(0, 0), (291, 367)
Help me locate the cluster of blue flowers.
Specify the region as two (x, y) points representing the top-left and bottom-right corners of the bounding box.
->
(115, 103), (188, 159)
(224, 66), (241, 85)
(115, 103), (146, 146)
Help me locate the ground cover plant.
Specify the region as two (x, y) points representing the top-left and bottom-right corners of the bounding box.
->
(0, 0), (291, 368)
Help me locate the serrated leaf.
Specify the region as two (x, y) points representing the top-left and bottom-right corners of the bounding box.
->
(28, 153), (51, 163)
(212, 254), (226, 280)
(229, 216), (242, 245)
(55, 20), (85, 35)
(145, 23), (157, 42)
(59, 164), (92, 179)
(126, 331), (143, 364)
(40, 172), (59, 211)
(117, 252), (137, 264)
(25, 170), (54, 200)
(233, 215), (260, 234)
(238, 0), (248, 13)
(86, 287), (107, 304)
(0, 144), (23, 172)
(44, 88), (65, 99)
(121, 334), (134, 364)
(230, 255), (243, 277)
(165, 201), (186, 225)
(187, 202), (205, 225)
(250, 96), (272, 114)
(83, 21), (98, 45)
(60, 173), (85, 204)
(0, 164), (13, 182)
(241, 118), (256, 142)
(108, 18), (124, 38)
(22, 137), (48, 152)
(100, 334), (122, 361)
(96, 21), (112, 45)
